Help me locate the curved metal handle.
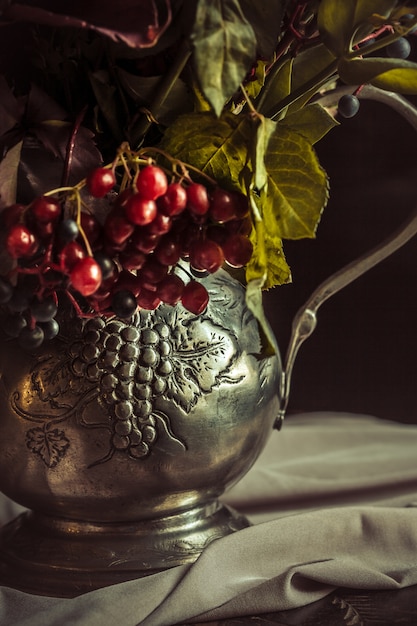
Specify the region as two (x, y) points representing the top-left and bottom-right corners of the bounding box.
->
(277, 86), (417, 423)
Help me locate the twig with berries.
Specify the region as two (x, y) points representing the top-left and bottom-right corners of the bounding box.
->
(0, 146), (253, 349)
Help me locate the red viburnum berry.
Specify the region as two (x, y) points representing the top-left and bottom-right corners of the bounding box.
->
(59, 241), (86, 273)
(158, 182), (187, 216)
(222, 233), (253, 268)
(157, 274), (185, 305)
(189, 239), (224, 273)
(86, 167), (116, 198)
(186, 183), (210, 216)
(136, 165), (168, 201)
(30, 196), (61, 223)
(124, 194), (157, 226)
(6, 224), (39, 258)
(70, 257), (102, 296)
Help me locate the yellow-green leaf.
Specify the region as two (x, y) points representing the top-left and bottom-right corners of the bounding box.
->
(244, 60), (267, 101)
(261, 125), (329, 240)
(245, 276), (280, 357)
(280, 45), (337, 117)
(317, 0), (356, 56)
(339, 57), (417, 93)
(281, 103), (339, 145)
(258, 57), (293, 118)
(247, 220), (291, 289)
(317, 0), (397, 56)
(191, 0), (256, 116)
(160, 111), (252, 190)
(253, 116), (276, 192)
(371, 67), (417, 94)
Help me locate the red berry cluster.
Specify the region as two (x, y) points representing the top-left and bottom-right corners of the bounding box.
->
(0, 154), (253, 349)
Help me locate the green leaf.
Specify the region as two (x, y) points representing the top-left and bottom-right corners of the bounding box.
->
(252, 116), (276, 192)
(261, 124), (329, 241)
(161, 111), (328, 290)
(291, 45), (337, 95)
(258, 57), (293, 118)
(160, 111), (252, 189)
(243, 61), (267, 101)
(317, 0), (356, 56)
(191, 0), (257, 116)
(239, 0), (290, 59)
(116, 68), (192, 125)
(245, 277), (280, 357)
(281, 103), (339, 145)
(338, 57), (417, 93)
(248, 120), (329, 290)
(247, 221), (292, 289)
(372, 67), (417, 94)
(265, 45), (337, 119)
(317, 0), (397, 56)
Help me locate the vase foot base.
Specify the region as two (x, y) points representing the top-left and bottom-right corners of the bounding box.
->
(0, 501), (249, 597)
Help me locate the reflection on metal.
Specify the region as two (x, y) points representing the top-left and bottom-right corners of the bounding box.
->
(0, 266), (280, 596)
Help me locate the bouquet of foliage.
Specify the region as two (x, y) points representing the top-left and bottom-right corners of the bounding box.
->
(1, 0), (417, 349)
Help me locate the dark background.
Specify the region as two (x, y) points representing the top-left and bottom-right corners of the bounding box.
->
(263, 97), (417, 424)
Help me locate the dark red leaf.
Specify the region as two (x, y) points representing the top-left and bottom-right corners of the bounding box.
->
(6, 0), (173, 48)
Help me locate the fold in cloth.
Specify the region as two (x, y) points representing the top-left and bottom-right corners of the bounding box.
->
(1, 412), (417, 625)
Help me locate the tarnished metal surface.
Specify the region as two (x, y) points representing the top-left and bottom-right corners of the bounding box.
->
(0, 267), (281, 595)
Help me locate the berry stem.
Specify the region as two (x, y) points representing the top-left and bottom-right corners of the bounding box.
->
(73, 191), (94, 257)
(137, 147), (218, 187)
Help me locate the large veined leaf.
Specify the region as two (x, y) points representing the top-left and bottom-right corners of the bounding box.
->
(160, 111), (252, 189)
(261, 124), (329, 241)
(247, 221), (292, 289)
(338, 57), (417, 93)
(161, 111), (328, 290)
(317, 0), (397, 56)
(252, 116), (276, 192)
(191, 0), (256, 116)
(281, 103), (339, 145)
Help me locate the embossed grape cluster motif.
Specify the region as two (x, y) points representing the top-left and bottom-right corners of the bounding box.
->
(66, 298), (239, 465)
(11, 272), (249, 468)
(69, 315), (177, 462)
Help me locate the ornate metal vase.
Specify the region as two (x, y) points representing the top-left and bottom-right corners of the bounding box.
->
(0, 267), (281, 597)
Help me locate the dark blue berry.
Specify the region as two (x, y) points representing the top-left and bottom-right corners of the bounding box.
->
(94, 251), (116, 280)
(337, 94), (360, 119)
(386, 37), (411, 59)
(18, 325), (44, 350)
(31, 296), (58, 322)
(3, 314), (27, 338)
(58, 219), (79, 242)
(112, 290), (137, 318)
(39, 318), (60, 340)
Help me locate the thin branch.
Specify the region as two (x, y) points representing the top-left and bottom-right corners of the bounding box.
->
(129, 37), (192, 148)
